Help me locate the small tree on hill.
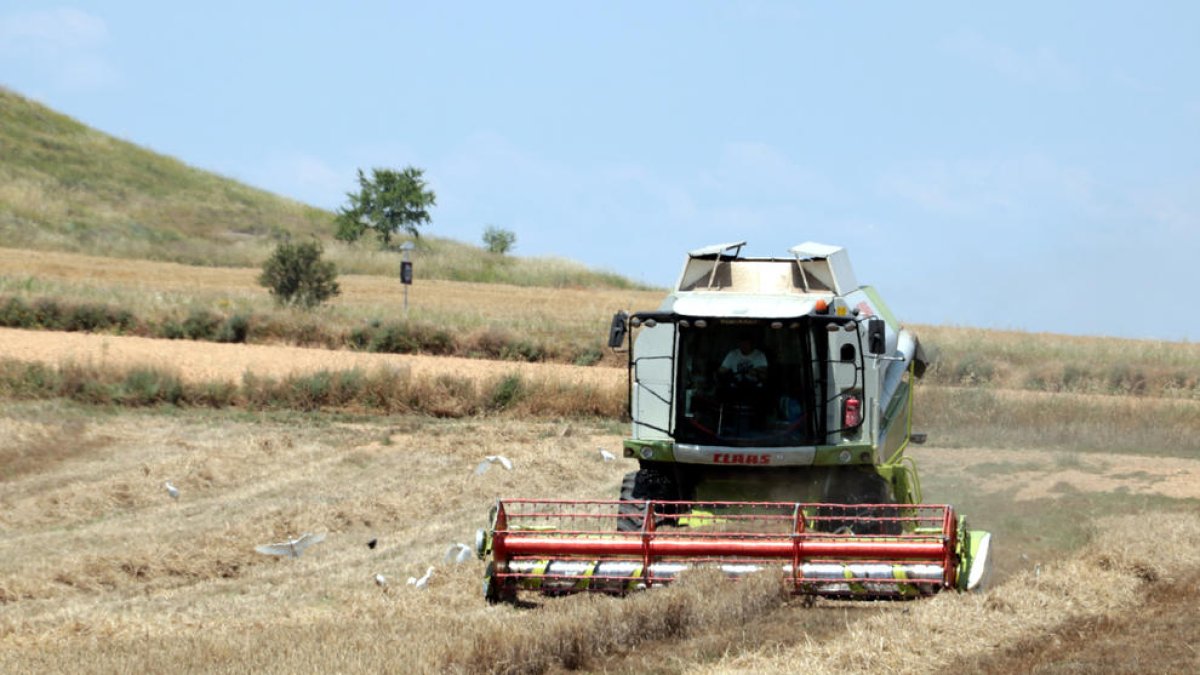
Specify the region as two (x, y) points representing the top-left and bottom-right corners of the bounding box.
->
(258, 239), (341, 308)
(482, 226), (516, 255)
(335, 166), (436, 247)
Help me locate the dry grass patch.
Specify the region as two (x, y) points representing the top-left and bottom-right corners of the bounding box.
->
(916, 384), (1200, 456)
(916, 324), (1200, 399)
(0, 246), (659, 364)
(0, 401), (1195, 674)
(701, 512), (1200, 674)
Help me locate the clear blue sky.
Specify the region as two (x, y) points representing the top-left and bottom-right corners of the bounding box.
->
(2, 2), (1198, 341)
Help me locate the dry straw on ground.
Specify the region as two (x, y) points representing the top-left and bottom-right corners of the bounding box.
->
(1, 402), (1197, 674)
(701, 512), (1200, 675)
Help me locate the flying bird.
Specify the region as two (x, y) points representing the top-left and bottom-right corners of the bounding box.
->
(407, 566), (434, 589)
(444, 542), (473, 564)
(474, 455), (514, 475)
(164, 481), (180, 500)
(598, 448), (616, 462)
(254, 532), (326, 558)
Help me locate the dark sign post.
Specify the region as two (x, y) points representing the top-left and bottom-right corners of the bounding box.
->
(399, 242), (414, 315)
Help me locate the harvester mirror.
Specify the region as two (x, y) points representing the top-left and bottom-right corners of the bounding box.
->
(607, 311), (628, 349)
(867, 318), (887, 355)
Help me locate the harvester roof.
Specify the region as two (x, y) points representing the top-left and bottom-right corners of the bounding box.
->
(666, 241), (862, 318)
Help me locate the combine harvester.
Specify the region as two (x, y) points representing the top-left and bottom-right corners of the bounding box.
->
(476, 242), (992, 602)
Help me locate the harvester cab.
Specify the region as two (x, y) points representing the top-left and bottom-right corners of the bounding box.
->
(477, 242), (993, 603)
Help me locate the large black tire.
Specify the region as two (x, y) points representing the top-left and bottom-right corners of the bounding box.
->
(817, 469), (900, 535)
(615, 467), (683, 532)
(616, 471), (643, 532)
(483, 561), (517, 604)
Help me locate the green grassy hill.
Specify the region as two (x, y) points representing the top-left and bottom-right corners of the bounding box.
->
(0, 87), (643, 289)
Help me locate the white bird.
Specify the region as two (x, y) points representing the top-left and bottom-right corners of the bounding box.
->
(407, 566), (434, 589)
(374, 573), (388, 588)
(254, 532), (326, 558)
(599, 448), (616, 462)
(164, 481), (180, 499)
(474, 455), (514, 475)
(444, 542), (473, 564)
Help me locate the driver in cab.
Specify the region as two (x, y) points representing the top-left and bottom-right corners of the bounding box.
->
(719, 338), (767, 385)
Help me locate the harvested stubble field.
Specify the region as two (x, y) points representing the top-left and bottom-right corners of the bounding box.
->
(1, 398), (1198, 674)
(2, 252), (1200, 672)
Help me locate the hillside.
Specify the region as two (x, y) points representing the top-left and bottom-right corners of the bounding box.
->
(0, 87), (643, 289)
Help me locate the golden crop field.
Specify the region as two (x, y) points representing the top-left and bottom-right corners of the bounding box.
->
(0, 246), (664, 343)
(2, 248), (1200, 673)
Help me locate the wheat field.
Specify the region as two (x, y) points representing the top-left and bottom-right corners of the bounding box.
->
(1, 396), (1198, 673)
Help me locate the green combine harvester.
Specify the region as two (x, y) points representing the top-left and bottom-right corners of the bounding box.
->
(477, 242), (992, 602)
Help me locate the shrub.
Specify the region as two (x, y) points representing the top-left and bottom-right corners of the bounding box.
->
(572, 344), (604, 367)
(482, 226), (516, 255)
(0, 297), (35, 328)
(216, 314), (250, 343)
(488, 374), (525, 410)
(501, 339), (543, 362)
(351, 320), (455, 355)
(159, 318), (185, 339)
(64, 304), (111, 332)
(31, 298), (64, 329)
(182, 309), (221, 340)
(118, 368), (184, 405)
(258, 239), (341, 308)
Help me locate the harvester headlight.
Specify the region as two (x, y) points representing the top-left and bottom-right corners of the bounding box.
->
(640, 447), (655, 460)
(770, 321), (782, 329)
(679, 320), (690, 328)
(838, 450), (852, 464)
(644, 319), (657, 328)
(694, 319), (707, 328)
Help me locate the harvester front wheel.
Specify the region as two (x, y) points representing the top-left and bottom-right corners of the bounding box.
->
(483, 561), (517, 604)
(616, 468), (682, 532)
(818, 469), (901, 535)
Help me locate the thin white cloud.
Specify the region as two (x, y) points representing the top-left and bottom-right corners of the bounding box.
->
(943, 30), (1079, 89)
(878, 154), (1096, 222)
(698, 142), (838, 204)
(1111, 68), (1160, 94)
(0, 7), (118, 91)
(1130, 176), (1200, 239)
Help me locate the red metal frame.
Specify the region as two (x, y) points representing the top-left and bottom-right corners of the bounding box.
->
(490, 499), (959, 595)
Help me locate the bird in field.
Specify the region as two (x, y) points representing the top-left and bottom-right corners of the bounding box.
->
(367, 537), (378, 549)
(375, 573), (388, 588)
(407, 566), (434, 589)
(164, 481), (180, 500)
(254, 532), (326, 558)
(444, 542), (472, 564)
(474, 455), (514, 475)
(599, 448), (616, 462)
